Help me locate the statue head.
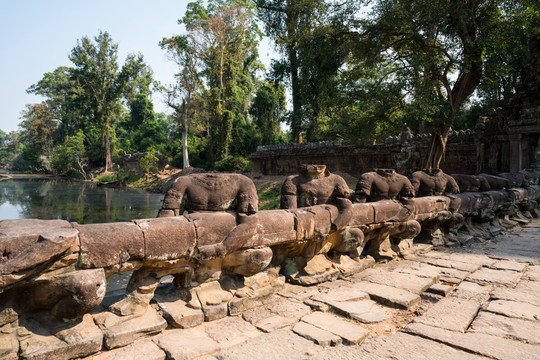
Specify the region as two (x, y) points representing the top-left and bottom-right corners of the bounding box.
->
(299, 164), (329, 179)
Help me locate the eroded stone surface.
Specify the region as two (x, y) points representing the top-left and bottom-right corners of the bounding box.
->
(90, 339), (165, 360)
(405, 322), (540, 360)
(413, 297), (482, 332)
(466, 268), (522, 287)
(292, 321), (342, 347)
(352, 281), (421, 309)
(484, 299), (540, 321)
(357, 268), (436, 294)
(469, 311), (540, 345)
(301, 312), (369, 345)
(154, 329), (220, 360)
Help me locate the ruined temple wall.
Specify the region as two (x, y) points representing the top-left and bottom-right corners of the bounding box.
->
(251, 134), (479, 177)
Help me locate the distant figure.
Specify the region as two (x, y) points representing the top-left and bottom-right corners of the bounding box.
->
(354, 168), (415, 202)
(410, 169), (460, 196)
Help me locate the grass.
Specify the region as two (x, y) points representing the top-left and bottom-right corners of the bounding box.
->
(254, 179), (282, 210)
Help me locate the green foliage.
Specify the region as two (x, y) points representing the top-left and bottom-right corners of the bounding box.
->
(139, 153), (160, 174)
(214, 155), (251, 172)
(51, 130), (88, 178)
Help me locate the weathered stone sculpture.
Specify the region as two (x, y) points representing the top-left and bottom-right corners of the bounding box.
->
(280, 164), (353, 230)
(451, 174), (491, 192)
(353, 168), (415, 202)
(111, 173), (268, 316)
(410, 169), (460, 196)
(478, 173), (511, 189)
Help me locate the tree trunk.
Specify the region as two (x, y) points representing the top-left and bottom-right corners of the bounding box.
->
(104, 125), (112, 172)
(182, 106), (190, 169)
(424, 123), (451, 169)
(289, 46), (302, 143)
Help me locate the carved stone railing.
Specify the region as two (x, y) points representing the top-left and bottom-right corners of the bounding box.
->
(1, 185), (539, 359)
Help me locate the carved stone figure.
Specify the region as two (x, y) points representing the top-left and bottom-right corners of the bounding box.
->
(451, 174), (491, 192)
(158, 173), (259, 260)
(280, 164), (353, 230)
(497, 172), (530, 188)
(478, 173), (511, 189)
(410, 169), (460, 196)
(353, 168), (415, 202)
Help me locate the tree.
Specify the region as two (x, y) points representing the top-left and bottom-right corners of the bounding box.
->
(182, 0), (262, 166)
(160, 35), (202, 168)
(68, 31), (135, 171)
(19, 103), (59, 168)
(51, 130), (88, 179)
(249, 81), (286, 144)
(357, 0), (539, 168)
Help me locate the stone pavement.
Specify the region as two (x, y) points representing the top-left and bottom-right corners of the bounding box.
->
(76, 219), (540, 359)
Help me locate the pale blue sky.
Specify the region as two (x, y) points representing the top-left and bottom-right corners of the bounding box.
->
(0, 0), (276, 133)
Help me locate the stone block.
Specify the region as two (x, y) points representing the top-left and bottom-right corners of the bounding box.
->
(350, 203), (374, 226)
(484, 299), (540, 321)
(91, 339), (165, 360)
(466, 268), (522, 287)
(93, 308), (166, 350)
(292, 321), (342, 347)
(490, 286), (540, 307)
(469, 311), (540, 345)
(77, 222), (144, 269)
(154, 330), (220, 360)
(185, 212), (235, 247)
(352, 281), (421, 310)
(18, 314), (103, 360)
(254, 210), (296, 246)
(301, 312), (369, 345)
(489, 259), (527, 272)
(213, 329), (319, 360)
(413, 297), (481, 332)
(135, 217), (196, 261)
(404, 322), (540, 360)
(358, 268), (437, 294)
(253, 315), (295, 333)
(202, 317), (261, 347)
(426, 283), (453, 297)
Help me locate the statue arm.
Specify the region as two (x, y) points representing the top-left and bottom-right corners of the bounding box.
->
(158, 178), (188, 217)
(445, 175), (460, 194)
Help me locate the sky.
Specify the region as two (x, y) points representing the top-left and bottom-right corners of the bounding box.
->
(0, 0), (276, 134)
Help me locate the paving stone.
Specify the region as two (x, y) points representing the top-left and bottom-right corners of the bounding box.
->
(523, 265), (540, 281)
(278, 284), (321, 300)
(242, 307), (274, 325)
(422, 251), (496, 267)
(352, 281), (421, 310)
(91, 339), (165, 360)
(213, 329), (320, 360)
(484, 299), (540, 321)
(390, 261), (443, 279)
(292, 321), (342, 347)
(465, 268), (522, 287)
(490, 286), (540, 307)
(18, 314), (103, 360)
(311, 332), (484, 360)
(201, 317), (261, 347)
(154, 329), (220, 360)
(413, 297), (481, 332)
(453, 281), (491, 301)
(426, 283), (453, 297)
(310, 287), (369, 304)
(155, 298), (204, 329)
(253, 315), (295, 333)
(469, 311), (540, 345)
(301, 312), (369, 345)
(489, 259), (528, 272)
(303, 299), (330, 312)
(264, 298), (312, 320)
(414, 256), (482, 272)
(0, 324), (18, 360)
(514, 279), (540, 293)
(357, 268), (436, 294)
(325, 299), (389, 323)
(404, 322), (540, 360)
(94, 308), (167, 350)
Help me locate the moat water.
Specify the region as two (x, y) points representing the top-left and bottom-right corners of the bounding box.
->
(0, 177), (164, 223)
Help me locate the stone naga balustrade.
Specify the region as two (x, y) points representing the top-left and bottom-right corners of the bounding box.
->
(1, 184), (539, 324)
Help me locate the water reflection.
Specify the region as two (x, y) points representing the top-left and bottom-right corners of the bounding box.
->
(0, 178), (164, 224)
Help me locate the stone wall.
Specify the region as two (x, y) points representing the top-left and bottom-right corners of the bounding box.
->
(251, 131), (478, 177)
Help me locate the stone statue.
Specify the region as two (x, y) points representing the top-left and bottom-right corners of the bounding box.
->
(478, 173), (511, 190)
(280, 164), (353, 230)
(353, 169), (415, 202)
(451, 174), (491, 192)
(410, 169), (460, 196)
(158, 173), (259, 260)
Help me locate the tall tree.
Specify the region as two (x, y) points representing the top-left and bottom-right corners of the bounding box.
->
(357, 0), (539, 168)
(160, 35), (202, 168)
(69, 31), (134, 171)
(249, 81), (286, 144)
(183, 0), (262, 165)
